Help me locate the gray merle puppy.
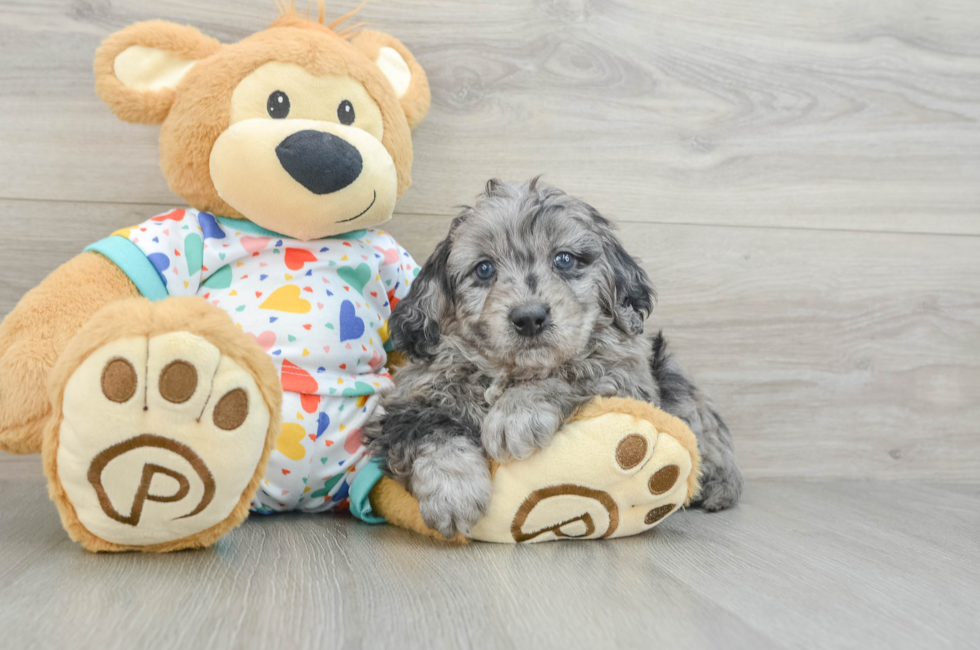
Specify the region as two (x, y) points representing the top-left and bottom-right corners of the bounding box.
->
(365, 178), (742, 538)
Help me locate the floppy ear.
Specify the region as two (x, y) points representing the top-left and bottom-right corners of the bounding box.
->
(484, 178), (503, 197)
(350, 30), (431, 130)
(94, 21), (222, 125)
(592, 210), (655, 335)
(390, 237), (452, 360)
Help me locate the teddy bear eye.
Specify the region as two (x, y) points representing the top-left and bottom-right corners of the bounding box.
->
(337, 100), (355, 125)
(267, 91), (290, 119)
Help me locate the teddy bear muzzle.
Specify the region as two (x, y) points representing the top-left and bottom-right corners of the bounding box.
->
(209, 118), (398, 241)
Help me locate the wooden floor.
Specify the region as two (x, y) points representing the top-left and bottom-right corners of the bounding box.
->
(1, 1), (978, 648)
(0, 478), (977, 650)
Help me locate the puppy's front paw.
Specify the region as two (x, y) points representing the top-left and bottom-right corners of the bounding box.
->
(482, 397), (561, 462)
(412, 438), (491, 538)
(418, 489), (489, 539)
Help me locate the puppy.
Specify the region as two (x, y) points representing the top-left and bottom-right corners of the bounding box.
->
(365, 178), (742, 538)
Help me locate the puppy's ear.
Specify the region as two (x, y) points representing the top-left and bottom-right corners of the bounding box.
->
(484, 178), (502, 196)
(95, 21), (222, 125)
(390, 237), (452, 360)
(592, 209), (655, 335)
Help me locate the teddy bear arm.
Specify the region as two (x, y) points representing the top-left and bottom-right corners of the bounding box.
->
(0, 252), (139, 453)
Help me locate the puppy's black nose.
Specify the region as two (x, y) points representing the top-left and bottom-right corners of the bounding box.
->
(276, 130), (362, 195)
(510, 303), (550, 337)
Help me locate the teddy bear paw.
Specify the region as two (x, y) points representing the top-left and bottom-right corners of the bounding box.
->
(468, 398), (699, 543)
(50, 330), (272, 550)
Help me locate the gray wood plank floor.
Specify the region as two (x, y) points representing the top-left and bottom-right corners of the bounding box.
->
(0, 479), (977, 650)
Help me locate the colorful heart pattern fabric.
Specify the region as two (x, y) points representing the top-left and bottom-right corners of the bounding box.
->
(103, 208), (420, 513)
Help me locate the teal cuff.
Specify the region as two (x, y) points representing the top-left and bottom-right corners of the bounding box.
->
(349, 457), (387, 525)
(85, 236), (168, 302)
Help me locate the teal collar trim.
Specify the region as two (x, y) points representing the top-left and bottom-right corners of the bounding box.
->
(85, 236), (169, 302)
(348, 457), (387, 525)
(214, 215), (369, 241)
(214, 216), (288, 238)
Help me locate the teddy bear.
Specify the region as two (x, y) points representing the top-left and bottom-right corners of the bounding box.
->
(0, 3), (701, 551)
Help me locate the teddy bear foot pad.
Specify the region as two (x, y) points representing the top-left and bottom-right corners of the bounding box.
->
(469, 398), (700, 543)
(45, 301), (277, 551)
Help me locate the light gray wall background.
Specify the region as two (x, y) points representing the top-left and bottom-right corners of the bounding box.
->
(1, 0), (978, 483)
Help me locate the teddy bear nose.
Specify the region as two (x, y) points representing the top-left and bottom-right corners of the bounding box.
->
(275, 130), (363, 195)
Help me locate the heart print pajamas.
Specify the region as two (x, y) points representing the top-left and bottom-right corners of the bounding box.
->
(86, 208), (419, 514)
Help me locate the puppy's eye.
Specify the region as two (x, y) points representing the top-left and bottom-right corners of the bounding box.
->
(267, 91), (290, 119)
(553, 252), (575, 271)
(338, 100), (355, 125)
(475, 261), (496, 281)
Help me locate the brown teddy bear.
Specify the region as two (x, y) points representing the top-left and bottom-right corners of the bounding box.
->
(0, 3), (701, 551)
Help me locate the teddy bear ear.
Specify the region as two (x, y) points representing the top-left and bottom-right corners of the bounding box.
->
(350, 30), (431, 130)
(95, 21), (222, 125)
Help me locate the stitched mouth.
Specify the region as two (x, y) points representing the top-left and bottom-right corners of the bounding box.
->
(337, 190), (377, 224)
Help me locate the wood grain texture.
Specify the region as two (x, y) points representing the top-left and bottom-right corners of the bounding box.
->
(1, 2), (979, 646)
(2, 200), (978, 481)
(0, 0), (979, 233)
(0, 479), (977, 650)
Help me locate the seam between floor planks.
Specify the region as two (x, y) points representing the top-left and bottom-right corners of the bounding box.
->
(2, 196), (980, 241)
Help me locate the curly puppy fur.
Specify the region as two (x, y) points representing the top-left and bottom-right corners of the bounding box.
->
(365, 179), (743, 538)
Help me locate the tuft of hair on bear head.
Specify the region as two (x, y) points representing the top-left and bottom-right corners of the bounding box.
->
(270, 0), (371, 39)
